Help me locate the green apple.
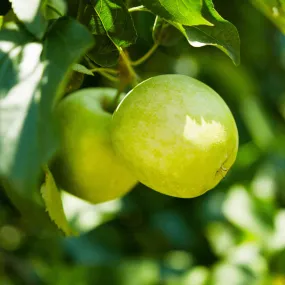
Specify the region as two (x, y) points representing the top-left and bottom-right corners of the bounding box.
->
(51, 88), (137, 204)
(111, 75), (238, 198)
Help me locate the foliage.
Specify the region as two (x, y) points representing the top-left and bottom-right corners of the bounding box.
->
(0, 0), (285, 284)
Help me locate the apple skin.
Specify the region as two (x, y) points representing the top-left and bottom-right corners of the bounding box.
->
(111, 75), (238, 198)
(51, 88), (137, 204)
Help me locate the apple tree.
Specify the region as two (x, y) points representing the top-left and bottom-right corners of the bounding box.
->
(0, 0), (240, 234)
(1, 0), (285, 284)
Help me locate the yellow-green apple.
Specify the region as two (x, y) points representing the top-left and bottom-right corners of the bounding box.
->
(51, 88), (137, 203)
(111, 75), (238, 198)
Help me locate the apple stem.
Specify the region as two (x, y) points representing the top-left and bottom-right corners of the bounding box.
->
(85, 56), (119, 82)
(130, 42), (159, 66)
(99, 72), (119, 82)
(118, 47), (139, 87)
(90, 68), (118, 75)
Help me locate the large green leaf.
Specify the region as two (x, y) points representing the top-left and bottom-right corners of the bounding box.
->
(174, 0), (240, 65)
(9, 0), (67, 37)
(251, 0), (285, 33)
(41, 17), (94, 105)
(9, 0), (48, 39)
(0, 28), (58, 233)
(141, 0), (211, 26)
(39, 17), (94, 183)
(0, 18), (93, 216)
(0, 29), (46, 196)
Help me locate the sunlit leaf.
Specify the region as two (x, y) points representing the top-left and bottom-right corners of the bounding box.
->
(0, 29), (46, 196)
(10, 0), (48, 39)
(141, 0), (211, 26)
(40, 18), (94, 159)
(0, 18), (93, 218)
(173, 0), (240, 65)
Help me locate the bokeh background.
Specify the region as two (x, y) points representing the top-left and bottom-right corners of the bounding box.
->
(1, 0), (285, 284)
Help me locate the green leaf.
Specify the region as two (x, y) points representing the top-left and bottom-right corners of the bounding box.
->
(39, 17), (94, 184)
(80, 0), (137, 67)
(0, 28), (60, 234)
(90, 0), (137, 47)
(43, 0), (67, 20)
(87, 35), (120, 67)
(174, 0), (240, 65)
(251, 0), (285, 34)
(0, 29), (46, 196)
(152, 16), (183, 46)
(41, 167), (75, 236)
(9, 0), (48, 39)
(80, 3), (118, 66)
(0, 18), (93, 215)
(41, 17), (94, 104)
(72, 63), (94, 76)
(141, 0), (212, 26)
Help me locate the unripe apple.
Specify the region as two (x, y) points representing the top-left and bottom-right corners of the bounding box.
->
(51, 88), (137, 204)
(111, 75), (238, 198)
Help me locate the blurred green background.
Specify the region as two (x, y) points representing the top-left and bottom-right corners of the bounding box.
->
(1, 0), (285, 284)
